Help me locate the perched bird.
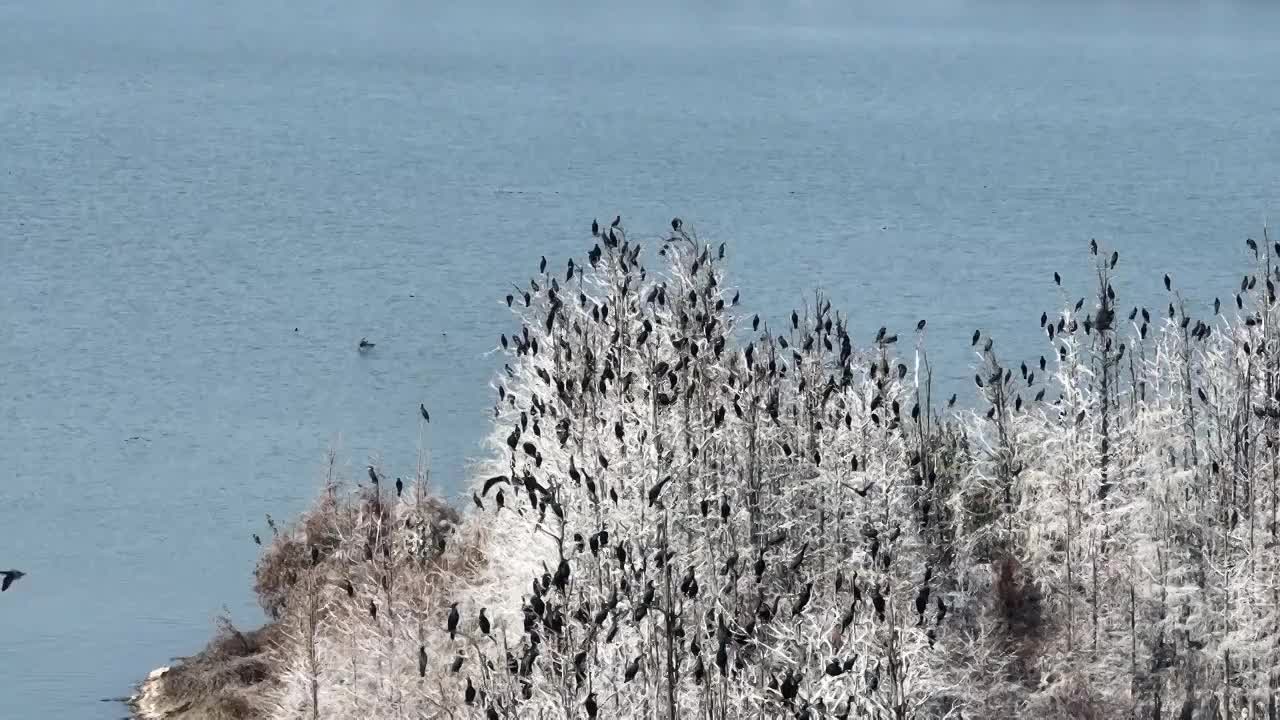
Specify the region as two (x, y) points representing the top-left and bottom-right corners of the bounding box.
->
(648, 476), (672, 507)
(395, 478), (404, 497)
(915, 583), (931, 623)
(671, 217), (682, 231)
(465, 677), (476, 704)
(448, 602), (460, 640)
(420, 404), (431, 422)
(1, 569), (25, 592)
(478, 608), (491, 635)
(624, 656), (640, 682)
(792, 581), (813, 616)
(591, 218), (599, 236)
(585, 692), (598, 719)
(418, 645), (428, 677)
(368, 466), (380, 485)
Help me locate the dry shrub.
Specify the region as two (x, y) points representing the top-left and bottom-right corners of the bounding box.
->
(1028, 670), (1117, 720)
(144, 480), (466, 720)
(149, 616), (282, 720)
(253, 490), (361, 619)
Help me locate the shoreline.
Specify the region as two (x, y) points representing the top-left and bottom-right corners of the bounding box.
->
(128, 666), (172, 720)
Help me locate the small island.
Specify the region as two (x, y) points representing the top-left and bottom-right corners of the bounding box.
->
(134, 221), (1280, 719)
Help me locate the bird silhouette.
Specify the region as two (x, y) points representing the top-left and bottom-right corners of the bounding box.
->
(792, 581), (813, 616)
(478, 608), (491, 635)
(1, 569), (25, 592)
(357, 337), (375, 351)
(647, 476), (672, 507)
(418, 645), (428, 677)
(447, 602), (460, 639)
(420, 404), (430, 422)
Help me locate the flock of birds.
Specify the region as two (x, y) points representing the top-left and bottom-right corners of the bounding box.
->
(308, 217), (1264, 718)
(411, 215), (962, 717)
(239, 217), (1280, 719)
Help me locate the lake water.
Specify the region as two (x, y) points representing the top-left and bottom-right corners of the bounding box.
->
(2, 0), (1279, 716)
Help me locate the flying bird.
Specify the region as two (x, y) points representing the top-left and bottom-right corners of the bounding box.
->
(482, 475), (510, 496)
(358, 337), (375, 351)
(1, 569), (25, 592)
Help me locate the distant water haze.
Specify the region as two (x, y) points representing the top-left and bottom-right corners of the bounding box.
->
(2, 0), (1278, 716)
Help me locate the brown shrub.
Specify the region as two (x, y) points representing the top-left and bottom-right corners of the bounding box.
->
(147, 616), (281, 720)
